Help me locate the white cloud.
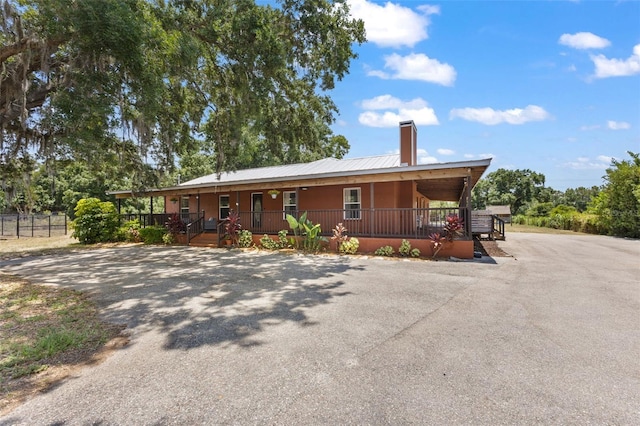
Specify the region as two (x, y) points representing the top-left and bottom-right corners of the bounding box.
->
(348, 0), (439, 48)
(558, 32), (611, 50)
(563, 155), (611, 170)
(360, 95), (428, 110)
(359, 108), (439, 128)
(437, 148), (455, 155)
(368, 53), (457, 86)
(449, 105), (551, 125)
(607, 120), (631, 130)
(359, 95), (439, 128)
(417, 148), (438, 164)
(591, 44), (640, 78)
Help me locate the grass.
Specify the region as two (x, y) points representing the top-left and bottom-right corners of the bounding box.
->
(0, 234), (79, 258)
(0, 273), (125, 415)
(506, 223), (589, 235)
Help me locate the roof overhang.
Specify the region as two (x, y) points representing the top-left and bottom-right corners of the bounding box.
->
(109, 158), (491, 201)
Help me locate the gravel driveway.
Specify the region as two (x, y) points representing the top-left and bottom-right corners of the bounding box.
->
(1, 233), (639, 425)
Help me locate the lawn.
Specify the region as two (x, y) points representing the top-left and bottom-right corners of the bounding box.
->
(0, 237), (126, 415)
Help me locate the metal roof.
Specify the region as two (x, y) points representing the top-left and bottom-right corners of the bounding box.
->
(108, 154), (492, 201)
(181, 154), (400, 186)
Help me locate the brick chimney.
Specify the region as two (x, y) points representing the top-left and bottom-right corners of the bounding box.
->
(399, 120), (417, 166)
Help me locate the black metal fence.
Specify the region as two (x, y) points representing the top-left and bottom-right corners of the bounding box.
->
(0, 214), (68, 238)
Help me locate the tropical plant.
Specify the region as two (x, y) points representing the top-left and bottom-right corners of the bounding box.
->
(223, 210), (242, 246)
(428, 233), (447, 258)
(286, 212), (307, 248)
(443, 214), (464, 241)
(238, 230), (254, 248)
(162, 232), (174, 245)
(260, 234), (280, 250)
(331, 223), (348, 252)
(374, 245), (395, 257)
(339, 237), (359, 255)
(399, 239), (412, 257)
(165, 213), (186, 235)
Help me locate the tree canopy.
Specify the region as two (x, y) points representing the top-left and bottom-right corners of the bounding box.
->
(472, 168), (547, 215)
(0, 0), (365, 188)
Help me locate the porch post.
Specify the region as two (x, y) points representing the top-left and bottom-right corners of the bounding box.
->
(465, 174), (472, 239)
(370, 182), (375, 237)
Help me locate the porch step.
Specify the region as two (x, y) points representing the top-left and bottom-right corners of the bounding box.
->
(188, 233), (220, 247)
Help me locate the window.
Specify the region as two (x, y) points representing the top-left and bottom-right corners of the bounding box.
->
(219, 195), (230, 219)
(343, 187), (361, 219)
(180, 196), (190, 220)
(283, 191), (297, 219)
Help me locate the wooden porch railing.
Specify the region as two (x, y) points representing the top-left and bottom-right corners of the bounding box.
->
(235, 207), (469, 240)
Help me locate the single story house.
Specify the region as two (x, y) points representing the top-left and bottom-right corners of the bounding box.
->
(110, 121), (492, 258)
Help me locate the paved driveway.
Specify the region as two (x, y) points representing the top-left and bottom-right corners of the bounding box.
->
(1, 233), (639, 425)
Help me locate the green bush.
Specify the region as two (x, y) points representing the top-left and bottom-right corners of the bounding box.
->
(260, 234), (280, 250)
(139, 226), (167, 244)
(374, 245), (394, 257)
(410, 248), (421, 258)
(71, 198), (120, 244)
(399, 239), (411, 257)
(118, 219), (141, 243)
(339, 237), (359, 254)
(277, 230), (290, 248)
(238, 230), (253, 248)
(162, 232), (174, 245)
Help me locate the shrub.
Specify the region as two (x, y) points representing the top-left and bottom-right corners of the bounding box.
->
(260, 234), (280, 250)
(339, 237), (359, 254)
(374, 245), (394, 257)
(139, 226), (167, 244)
(118, 219), (141, 243)
(399, 239), (411, 257)
(71, 198), (120, 244)
(162, 232), (174, 245)
(410, 248), (421, 258)
(238, 230), (253, 248)
(277, 230), (290, 248)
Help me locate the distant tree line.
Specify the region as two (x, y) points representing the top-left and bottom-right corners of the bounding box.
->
(472, 152), (640, 238)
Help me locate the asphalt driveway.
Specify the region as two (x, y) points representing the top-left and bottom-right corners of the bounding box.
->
(1, 233), (639, 425)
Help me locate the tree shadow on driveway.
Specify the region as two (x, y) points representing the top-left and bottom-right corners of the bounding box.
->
(1, 246), (362, 350)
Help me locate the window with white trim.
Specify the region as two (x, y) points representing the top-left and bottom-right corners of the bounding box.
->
(180, 196), (190, 220)
(343, 187), (361, 219)
(283, 191), (297, 218)
(219, 195), (230, 219)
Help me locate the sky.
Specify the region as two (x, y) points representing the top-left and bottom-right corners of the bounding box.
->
(329, 0), (640, 190)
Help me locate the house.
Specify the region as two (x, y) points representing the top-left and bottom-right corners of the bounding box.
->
(110, 121), (492, 258)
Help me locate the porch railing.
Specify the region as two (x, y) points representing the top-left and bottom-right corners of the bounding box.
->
(235, 207), (469, 240)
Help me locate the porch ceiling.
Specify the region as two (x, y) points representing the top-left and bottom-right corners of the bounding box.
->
(415, 166), (486, 201)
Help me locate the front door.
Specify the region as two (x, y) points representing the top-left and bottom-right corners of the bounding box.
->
(252, 193), (263, 229)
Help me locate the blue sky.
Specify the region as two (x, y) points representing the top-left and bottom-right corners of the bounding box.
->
(330, 0), (640, 190)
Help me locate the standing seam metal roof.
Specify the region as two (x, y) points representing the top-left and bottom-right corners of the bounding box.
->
(181, 154), (401, 186)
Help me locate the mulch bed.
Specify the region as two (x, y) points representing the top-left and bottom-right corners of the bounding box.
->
(473, 237), (511, 258)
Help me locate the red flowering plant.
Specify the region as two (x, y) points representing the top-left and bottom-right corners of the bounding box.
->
(223, 210), (242, 246)
(429, 214), (464, 258)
